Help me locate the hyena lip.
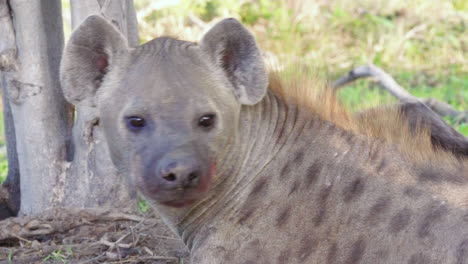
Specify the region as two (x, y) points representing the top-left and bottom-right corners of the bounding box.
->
(161, 198), (198, 208)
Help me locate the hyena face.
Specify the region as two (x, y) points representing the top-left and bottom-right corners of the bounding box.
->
(60, 16), (268, 207)
(98, 40), (241, 207)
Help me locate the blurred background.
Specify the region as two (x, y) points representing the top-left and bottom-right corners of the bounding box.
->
(76, 0), (468, 119)
(1, 0), (467, 183)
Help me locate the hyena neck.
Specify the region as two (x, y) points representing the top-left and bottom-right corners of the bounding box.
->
(163, 90), (305, 248)
(154, 89), (468, 262)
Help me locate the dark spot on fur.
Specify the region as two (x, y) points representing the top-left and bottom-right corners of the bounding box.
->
(324, 122), (335, 134)
(389, 208), (412, 233)
(214, 246), (234, 262)
(366, 196), (391, 226)
(308, 117), (317, 129)
(276, 206), (292, 228)
(288, 180), (300, 196)
(374, 249), (389, 260)
(463, 213), (468, 223)
(408, 253), (431, 264)
(305, 162), (322, 189)
(343, 177), (366, 202)
(348, 237), (366, 264)
(376, 158), (387, 173)
(238, 207), (255, 225)
(456, 239), (468, 264)
(404, 186), (423, 199)
(250, 177), (269, 198)
(342, 129), (355, 145)
(314, 207), (327, 227)
(294, 151), (305, 164)
(280, 162), (291, 180)
(369, 145), (380, 163)
(417, 203), (448, 238)
(419, 165), (467, 184)
(326, 243), (338, 264)
(419, 167), (440, 182)
(277, 249), (291, 263)
(248, 239), (260, 248)
(238, 177), (270, 224)
(297, 236), (318, 261)
(314, 185), (332, 226)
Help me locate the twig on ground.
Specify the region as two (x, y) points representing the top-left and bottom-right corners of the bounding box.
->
(99, 233), (132, 249)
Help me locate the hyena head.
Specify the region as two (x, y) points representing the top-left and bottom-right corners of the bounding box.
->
(60, 16), (268, 207)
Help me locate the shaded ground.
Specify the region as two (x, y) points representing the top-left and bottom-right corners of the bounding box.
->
(0, 208), (189, 263)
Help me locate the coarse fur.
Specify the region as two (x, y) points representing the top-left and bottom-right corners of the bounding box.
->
(269, 71), (467, 165)
(267, 71), (468, 207)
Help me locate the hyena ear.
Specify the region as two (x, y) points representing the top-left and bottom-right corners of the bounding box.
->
(200, 18), (268, 105)
(60, 15), (128, 105)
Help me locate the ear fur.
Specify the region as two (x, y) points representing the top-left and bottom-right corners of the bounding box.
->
(60, 15), (128, 105)
(200, 18), (268, 105)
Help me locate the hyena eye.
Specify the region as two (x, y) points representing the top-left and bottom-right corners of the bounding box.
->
(126, 116), (146, 130)
(198, 114), (216, 129)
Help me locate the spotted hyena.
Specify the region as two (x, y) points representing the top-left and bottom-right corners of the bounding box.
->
(60, 16), (468, 264)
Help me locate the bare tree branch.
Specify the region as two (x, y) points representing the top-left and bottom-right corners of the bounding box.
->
(422, 98), (467, 122)
(333, 64), (468, 123)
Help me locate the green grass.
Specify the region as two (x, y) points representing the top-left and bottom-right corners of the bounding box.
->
(0, 158), (7, 183)
(138, 197), (150, 214)
(42, 248), (73, 264)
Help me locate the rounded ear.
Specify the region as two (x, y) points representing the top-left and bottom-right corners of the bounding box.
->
(60, 15), (128, 105)
(200, 18), (268, 105)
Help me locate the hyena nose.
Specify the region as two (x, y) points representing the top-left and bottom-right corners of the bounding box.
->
(158, 159), (200, 188)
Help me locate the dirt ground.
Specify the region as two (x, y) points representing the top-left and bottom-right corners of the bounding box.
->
(0, 208), (190, 263)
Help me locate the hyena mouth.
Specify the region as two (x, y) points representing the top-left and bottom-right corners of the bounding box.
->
(161, 198), (199, 208)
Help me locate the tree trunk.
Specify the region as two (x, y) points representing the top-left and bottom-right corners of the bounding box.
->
(70, 0), (139, 47)
(56, 0), (139, 209)
(0, 0), (139, 217)
(0, 0), (73, 216)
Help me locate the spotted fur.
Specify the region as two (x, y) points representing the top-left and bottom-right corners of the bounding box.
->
(62, 16), (468, 264)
